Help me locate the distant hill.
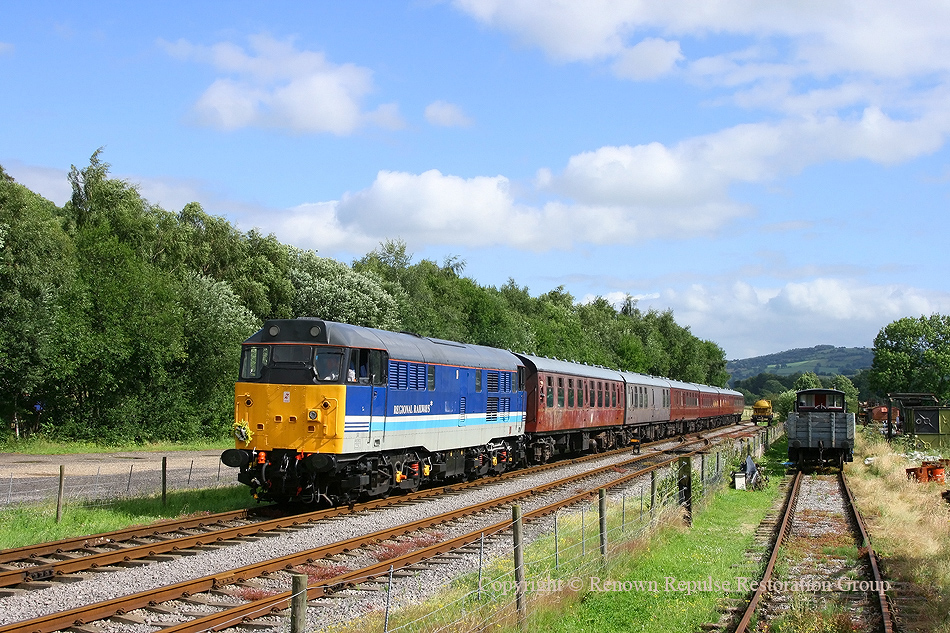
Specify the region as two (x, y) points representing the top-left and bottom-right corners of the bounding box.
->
(726, 345), (874, 384)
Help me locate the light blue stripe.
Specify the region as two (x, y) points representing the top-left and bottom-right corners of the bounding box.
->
(368, 412), (525, 432)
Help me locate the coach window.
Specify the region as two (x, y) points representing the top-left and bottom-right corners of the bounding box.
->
(577, 380), (584, 407)
(568, 379), (575, 408)
(546, 376), (555, 408)
(557, 377), (565, 407)
(596, 382), (602, 408)
(612, 385), (617, 408)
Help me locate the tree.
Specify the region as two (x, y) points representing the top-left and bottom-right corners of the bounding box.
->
(794, 372), (823, 390)
(830, 374), (859, 413)
(869, 315), (950, 402)
(0, 174), (74, 434)
(775, 389), (797, 421)
(290, 250), (400, 330)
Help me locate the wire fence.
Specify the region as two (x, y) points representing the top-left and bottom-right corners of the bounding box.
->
(0, 453), (240, 511)
(314, 425), (783, 633)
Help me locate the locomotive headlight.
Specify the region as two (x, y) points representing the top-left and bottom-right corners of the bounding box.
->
(308, 410), (318, 420)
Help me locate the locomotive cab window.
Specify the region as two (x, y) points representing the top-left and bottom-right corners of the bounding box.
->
(313, 348), (344, 382)
(240, 345), (270, 379)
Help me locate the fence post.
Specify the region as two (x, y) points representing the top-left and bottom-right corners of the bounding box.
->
(55, 465), (65, 523)
(650, 470), (657, 517)
(554, 513), (559, 569)
(127, 464), (134, 495)
(290, 572), (307, 633)
(598, 489), (607, 562)
(678, 457), (692, 526)
(581, 506), (586, 556)
(477, 532), (485, 600)
(162, 456), (167, 506)
(512, 505), (526, 628)
(384, 565), (394, 633)
(621, 492), (626, 532)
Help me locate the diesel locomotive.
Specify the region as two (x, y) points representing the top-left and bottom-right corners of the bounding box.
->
(221, 318), (744, 505)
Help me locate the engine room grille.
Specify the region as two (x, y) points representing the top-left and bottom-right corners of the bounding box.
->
(487, 372), (499, 392)
(487, 397), (498, 422)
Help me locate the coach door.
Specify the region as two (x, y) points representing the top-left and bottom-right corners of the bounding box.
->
(348, 349), (389, 448)
(368, 350), (388, 448)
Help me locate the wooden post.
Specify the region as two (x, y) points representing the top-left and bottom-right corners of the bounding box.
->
(598, 489), (607, 562)
(127, 464), (134, 495)
(290, 572), (307, 633)
(162, 456), (167, 506)
(678, 457), (692, 526)
(384, 565), (394, 632)
(513, 505), (526, 628)
(650, 470), (657, 516)
(477, 532), (485, 600)
(55, 465), (65, 523)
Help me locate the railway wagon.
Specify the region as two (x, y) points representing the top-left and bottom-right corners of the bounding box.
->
(786, 388), (855, 467)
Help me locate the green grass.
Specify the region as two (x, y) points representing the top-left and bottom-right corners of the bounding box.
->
(0, 485), (257, 549)
(526, 446), (786, 633)
(0, 435), (233, 455)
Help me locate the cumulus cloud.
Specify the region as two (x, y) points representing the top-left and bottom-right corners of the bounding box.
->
(612, 38), (683, 80)
(160, 34), (404, 134)
(424, 100), (473, 127)
(451, 1), (950, 113)
(648, 278), (950, 358)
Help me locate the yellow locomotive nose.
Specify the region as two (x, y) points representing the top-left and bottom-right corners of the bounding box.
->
(234, 383), (346, 454)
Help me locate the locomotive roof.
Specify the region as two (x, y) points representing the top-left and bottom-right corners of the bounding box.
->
(246, 318), (521, 371)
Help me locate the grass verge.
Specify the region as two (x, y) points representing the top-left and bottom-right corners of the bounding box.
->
(0, 485), (256, 549)
(0, 435), (233, 455)
(846, 427), (950, 633)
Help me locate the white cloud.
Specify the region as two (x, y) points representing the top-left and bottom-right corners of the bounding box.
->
(424, 100), (473, 127)
(612, 38), (683, 80)
(160, 34), (403, 135)
(648, 278), (950, 358)
(2, 162), (72, 205)
(451, 1), (950, 118)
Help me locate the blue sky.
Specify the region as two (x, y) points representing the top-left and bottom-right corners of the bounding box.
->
(4, 1), (950, 359)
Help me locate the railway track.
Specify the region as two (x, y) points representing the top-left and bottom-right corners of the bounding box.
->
(0, 424), (762, 633)
(0, 424), (757, 592)
(725, 470), (895, 633)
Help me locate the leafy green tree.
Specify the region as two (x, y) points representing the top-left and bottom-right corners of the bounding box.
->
(762, 379), (788, 397)
(775, 389), (797, 421)
(175, 273), (259, 438)
(869, 315), (950, 402)
(290, 250), (400, 329)
(830, 374), (859, 413)
(0, 172), (74, 434)
(793, 372), (823, 390)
